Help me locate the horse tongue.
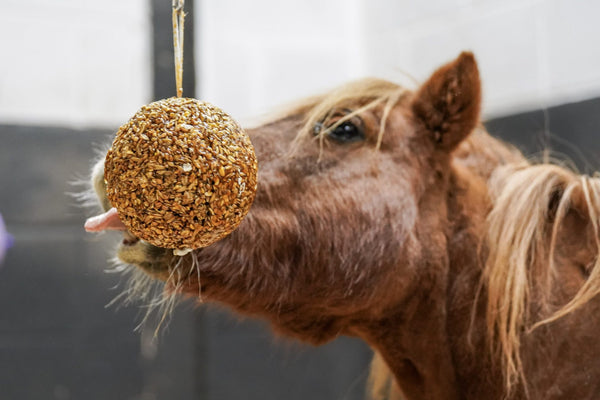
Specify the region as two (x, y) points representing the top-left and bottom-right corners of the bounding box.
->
(85, 207), (127, 232)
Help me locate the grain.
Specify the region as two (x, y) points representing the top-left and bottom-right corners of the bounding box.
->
(104, 97), (258, 250)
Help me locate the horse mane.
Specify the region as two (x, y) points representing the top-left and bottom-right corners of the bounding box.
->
(484, 161), (600, 393)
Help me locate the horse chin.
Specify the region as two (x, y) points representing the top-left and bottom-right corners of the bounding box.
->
(116, 238), (172, 281)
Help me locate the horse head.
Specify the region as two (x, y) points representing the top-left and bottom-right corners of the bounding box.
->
(87, 52), (600, 400)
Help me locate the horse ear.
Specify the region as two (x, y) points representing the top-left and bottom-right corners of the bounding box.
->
(412, 52), (481, 152)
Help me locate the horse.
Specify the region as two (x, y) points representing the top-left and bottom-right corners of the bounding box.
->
(86, 52), (600, 399)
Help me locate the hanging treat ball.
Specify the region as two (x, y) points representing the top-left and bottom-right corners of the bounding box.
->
(104, 97), (258, 251)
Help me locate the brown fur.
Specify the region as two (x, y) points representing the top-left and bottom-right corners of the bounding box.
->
(90, 52), (600, 399)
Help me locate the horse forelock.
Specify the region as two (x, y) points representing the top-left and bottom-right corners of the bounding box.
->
(483, 161), (600, 394)
(267, 78), (409, 154)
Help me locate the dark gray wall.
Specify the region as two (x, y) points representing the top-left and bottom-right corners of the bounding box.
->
(1, 97), (598, 400)
(0, 126), (196, 400)
(484, 97), (600, 173)
(0, 125), (372, 400)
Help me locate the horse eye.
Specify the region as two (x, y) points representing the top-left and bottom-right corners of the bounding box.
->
(328, 121), (364, 143)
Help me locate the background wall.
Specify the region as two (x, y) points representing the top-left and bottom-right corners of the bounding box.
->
(0, 0), (151, 128)
(2, 0), (599, 127)
(198, 0), (600, 122)
(0, 1), (599, 399)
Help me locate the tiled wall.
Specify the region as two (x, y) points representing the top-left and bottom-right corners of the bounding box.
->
(196, 0), (366, 121)
(3, 0), (598, 127)
(362, 0), (600, 118)
(198, 0), (600, 120)
(0, 0), (151, 128)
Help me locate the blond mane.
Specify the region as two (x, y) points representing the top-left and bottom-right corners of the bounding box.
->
(279, 78), (408, 154)
(484, 161), (600, 393)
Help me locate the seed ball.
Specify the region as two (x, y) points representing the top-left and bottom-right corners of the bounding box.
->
(104, 97), (258, 250)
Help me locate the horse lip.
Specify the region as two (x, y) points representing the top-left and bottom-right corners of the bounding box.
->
(121, 230), (139, 246)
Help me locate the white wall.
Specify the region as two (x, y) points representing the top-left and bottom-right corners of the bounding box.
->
(196, 0), (366, 122)
(0, 0), (151, 129)
(1, 1), (598, 128)
(197, 0), (600, 121)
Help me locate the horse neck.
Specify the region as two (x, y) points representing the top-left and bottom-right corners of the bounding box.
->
(362, 133), (522, 400)
(357, 165), (492, 400)
(442, 132), (528, 399)
(445, 163), (507, 398)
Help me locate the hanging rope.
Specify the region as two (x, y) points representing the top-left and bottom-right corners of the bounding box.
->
(172, 0), (185, 98)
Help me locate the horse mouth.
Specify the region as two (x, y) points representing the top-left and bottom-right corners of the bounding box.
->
(85, 207), (148, 249)
(85, 207), (165, 268)
(121, 230), (140, 247)
(86, 208), (138, 245)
